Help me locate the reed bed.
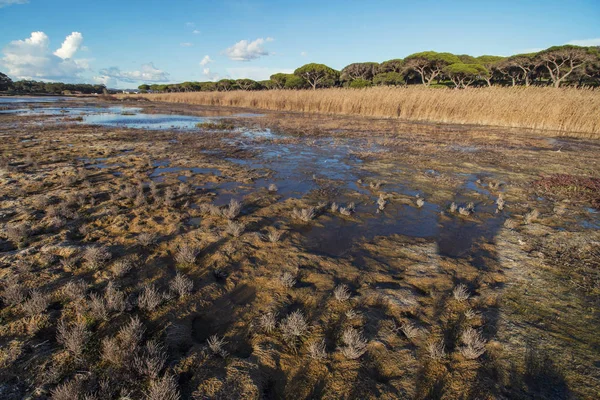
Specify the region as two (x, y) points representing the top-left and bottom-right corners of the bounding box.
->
(130, 86), (600, 138)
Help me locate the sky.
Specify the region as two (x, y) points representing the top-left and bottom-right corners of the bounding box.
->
(1, 0), (599, 88)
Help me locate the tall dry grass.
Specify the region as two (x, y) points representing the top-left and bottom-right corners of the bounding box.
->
(130, 86), (600, 138)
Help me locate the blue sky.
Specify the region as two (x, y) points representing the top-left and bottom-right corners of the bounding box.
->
(1, 0), (599, 88)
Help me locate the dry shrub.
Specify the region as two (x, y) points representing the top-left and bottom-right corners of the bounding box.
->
(400, 321), (421, 340)
(207, 335), (228, 358)
(333, 284), (351, 302)
(21, 289), (50, 316)
(88, 293), (109, 321)
(83, 246), (111, 270)
(101, 316), (145, 367)
(62, 280), (87, 301)
(452, 284), (470, 302)
(111, 257), (135, 278)
(459, 328), (487, 360)
(138, 232), (158, 247)
(524, 209), (540, 224)
(105, 281), (126, 313)
(138, 284), (163, 311)
(134, 87), (600, 138)
(279, 311), (309, 345)
(134, 340), (167, 379)
(292, 207), (316, 222)
(279, 272), (297, 288)
(1, 274), (25, 306)
(170, 272), (193, 298)
(51, 376), (84, 400)
(427, 338), (446, 360)
(175, 243), (199, 267)
(3, 222), (30, 246)
(146, 374), (181, 400)
(57, 318), (91, 358)
(267, 229), (283, 243)
(225, 221), (245, 237)
(308, 338), (327, 360)
(258, 312), (277, 334)
(222, 199), (242, 220)
(339, 327), (368, 360)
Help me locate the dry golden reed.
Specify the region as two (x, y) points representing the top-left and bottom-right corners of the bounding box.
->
(131, 86), (600, 138)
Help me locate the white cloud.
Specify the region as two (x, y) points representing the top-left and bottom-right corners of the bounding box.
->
(199, 55), (213, 66)
(97, 62), (170, 84)
(185, 22), (195, 27)
(180, 42), (193, 47)
(223, 37), (273, 61)
(192, 30), (201, 35)
(202, 67), (219, 81)
(1, 31), (87, 81)
(567, 38), (600, 47)
(0, 0), (28, 8)
(300, 51), (307, 57)
(54, 32), (84, 59)
(226, 66), (293, 81)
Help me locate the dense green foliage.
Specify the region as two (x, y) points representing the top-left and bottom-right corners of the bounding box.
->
(130, 45), (598, 92)
(3, 44), (598, 95)
(0, 79), (107, 95)
(0, 72), (12, 91)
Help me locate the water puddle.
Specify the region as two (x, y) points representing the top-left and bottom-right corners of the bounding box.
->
(0, 96), (68, 104)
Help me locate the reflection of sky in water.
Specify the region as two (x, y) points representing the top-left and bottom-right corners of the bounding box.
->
(0, 96), (68, 104)
(81, 112), (209, 130)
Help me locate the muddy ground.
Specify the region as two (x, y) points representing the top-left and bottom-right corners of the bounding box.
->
(1, 97), (599, 399)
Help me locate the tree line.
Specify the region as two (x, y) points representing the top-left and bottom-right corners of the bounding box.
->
(138, 45), (600, 93)
(2, 45), (599, 95)
(0, 74), (107, 95)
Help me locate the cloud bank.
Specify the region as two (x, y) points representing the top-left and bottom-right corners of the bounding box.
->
(0, 0), (28, 8)
(97, 62), (170, 85)
(1, 31), (87, 81)
(223, 37), (273, 61)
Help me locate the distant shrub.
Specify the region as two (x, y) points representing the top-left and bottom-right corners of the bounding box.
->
(174, 244), (199, 267)
(280, 311), (309, 345)
(22, 289), (50, 316)
(279, 272), (297, 288)
(170, 273), (193, 298)
(207, 335), (228, 358)
(308, 338), (327, 360)
(138, 232), (158, 247)
(225, 221), (245, 237)
(145, 374), (181, 400)
(333, 284), (351, 302)
(134, 340), (167, 379)
(222, 199), (242, 220)
(1, 274), (25, 306)
(452, 284), (470, 302)
(138, 284), (164, 311)
(3, 222), (30, 247)
(83, 246), (111, 270)
(427, 338), (446, 360)
(292, 207), (316, 222)
(258, 312), (277, 334)
(339, 328), (368, 359)
(459, 328), (487, 359)
(57, 318), (91, 358)
(349, 79), (372, 89)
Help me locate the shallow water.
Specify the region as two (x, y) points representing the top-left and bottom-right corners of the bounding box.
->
(3, 99), (543, 262)
(0, 96), (67, 104)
